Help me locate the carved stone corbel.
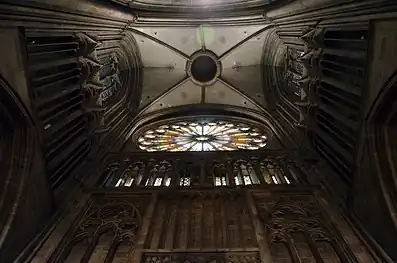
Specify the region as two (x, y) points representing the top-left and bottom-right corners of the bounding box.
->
(79, 57), (102, 83)
(300, 27), (324, 49)
(86, 107), (107, 134)
(298, 48), (322, 78)
(75, 32), (101, 56)
(294, 101), (317, 129)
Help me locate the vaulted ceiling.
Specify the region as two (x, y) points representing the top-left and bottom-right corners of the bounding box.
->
(131, 24), (277, 118)
(110, 0), (280, 13)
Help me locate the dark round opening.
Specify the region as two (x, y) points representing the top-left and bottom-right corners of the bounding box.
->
(191, 55), (217, 83)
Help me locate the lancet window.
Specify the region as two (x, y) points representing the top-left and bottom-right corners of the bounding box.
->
(101, 157), (297, 188)
(179, 161), (195, 186)
(115, 162), (145, 187)
(144, 160), (172, 187)
(233, 160), (260, 186)
(260, 161), (292, 185)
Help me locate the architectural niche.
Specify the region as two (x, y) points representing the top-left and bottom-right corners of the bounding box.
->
(49, 195), (149, 263)
(0, 77), (52, 263)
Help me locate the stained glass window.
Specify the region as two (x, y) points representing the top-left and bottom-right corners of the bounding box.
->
(233, 161), (260, 186)
(259, 161), (294, 185)
(180, 177), (191, 186)
(137, 120), (269, 152)
(215, 176), (227, 186)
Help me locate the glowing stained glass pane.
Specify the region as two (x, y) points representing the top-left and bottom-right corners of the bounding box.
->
(180, 177), (191, 186)
(154, 177), (163, 186)
(125, 177), (134, 187)
(221, 177), (227, 185)
(165, 177), (171, 186)
(272, 175), (279, 184)
(215, 176), (227, 186)
(215, 177), (221, 186)
(192, 142), (202, 151)
(234, 176), (241, 185)
(115, 178), (123, 187)
(137, 120), (269, 152)
(243, 175), (252, 185)
(284, 176), (291, 184)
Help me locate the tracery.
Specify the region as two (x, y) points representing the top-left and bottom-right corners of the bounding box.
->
(137, 120), (269, 152)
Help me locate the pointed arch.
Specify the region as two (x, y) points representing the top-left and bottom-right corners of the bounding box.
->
(0, 76), (52, 263)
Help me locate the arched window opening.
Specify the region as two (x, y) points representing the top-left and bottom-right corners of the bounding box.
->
(63, 237), (91, 263)
(137, 119), (269, 152)
(114, 162), (144, 188)
(233, 160), (260, 186)
(213, 162), (228, 186)
(290, 231), (316, 262)
(101, 157), (299, 188)
(113, 239), (134, 261)
(144, 161), (172, 187)
(179, 163), (192, 186)
(316, 241), (341, 262)
(270, 242), (292, 263)
(260, 161), (292, 185)
(103, 162), (121, 187)
(87, 229), (116, 262)
(180, 176), (191, 187)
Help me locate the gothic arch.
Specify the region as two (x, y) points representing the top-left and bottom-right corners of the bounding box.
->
(125, 104), (291, 150)
(366, 71), (397, 227)
(0, 76), (52, 262)
(107, 31), (142, 114)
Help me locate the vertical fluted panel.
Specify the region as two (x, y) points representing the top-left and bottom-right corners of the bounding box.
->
(144, 192), (256, 250)
(314, 25), (368, 184)
(27, 34), (90, 187)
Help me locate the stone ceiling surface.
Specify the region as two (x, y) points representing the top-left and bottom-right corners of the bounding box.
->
(110, 0), (274, 12)
(131, 24), (273, 117)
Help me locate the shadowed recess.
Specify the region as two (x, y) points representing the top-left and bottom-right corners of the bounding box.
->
(191, 55), (218, 83)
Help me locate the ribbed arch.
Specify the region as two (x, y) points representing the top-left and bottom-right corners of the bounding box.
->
(0, 76), (52, 263)
(356, 71), (397, 260)
(260, 27), (304, 147)
(105, 31), (142, 116)
(123, 105), (295, 151)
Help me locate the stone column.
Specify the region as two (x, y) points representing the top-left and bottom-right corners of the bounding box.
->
(130, 193), (158, 263)
(245, 190), (274, 263)
(314, 190), (376, 263)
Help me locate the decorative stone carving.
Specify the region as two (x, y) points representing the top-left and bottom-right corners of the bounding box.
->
(300, 27), (324, 49)
(253, 194), (354, 262)
(294, 100), (318, 128)
(298, 49), (322, 79)
(144, 191), (256, 249)
(75, 32), (101, 55)
(143, 253), (261, 263)
(284, 30), (324, 130)
(51, 195), (149, 262)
